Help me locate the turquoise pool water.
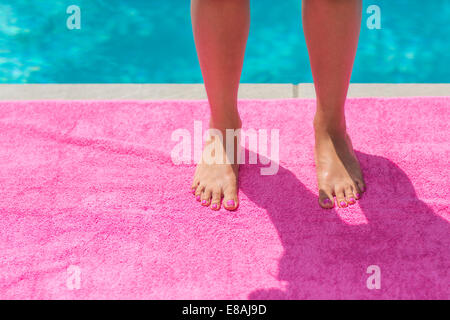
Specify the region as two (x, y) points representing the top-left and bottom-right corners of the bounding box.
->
(1, 0), (449, 83)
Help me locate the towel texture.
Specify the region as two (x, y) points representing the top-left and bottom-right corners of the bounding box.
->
(0, 97), (448, 299)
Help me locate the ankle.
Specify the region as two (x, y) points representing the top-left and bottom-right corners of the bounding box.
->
(314, 113), (347, 136)
(210, 113), (242, 131)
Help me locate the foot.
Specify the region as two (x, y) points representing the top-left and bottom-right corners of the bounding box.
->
(314, 115), (366, 209)
(191, 119), (241, 211)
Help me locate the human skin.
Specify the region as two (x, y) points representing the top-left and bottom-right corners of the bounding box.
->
(190, 0), (365, 210)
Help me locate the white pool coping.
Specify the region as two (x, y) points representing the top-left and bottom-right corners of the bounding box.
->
(0, 83), (448, 100)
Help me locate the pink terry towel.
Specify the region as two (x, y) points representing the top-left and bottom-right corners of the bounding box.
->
(0, 97), (448, 299)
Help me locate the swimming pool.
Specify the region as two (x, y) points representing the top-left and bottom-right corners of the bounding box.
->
(1, 0), (449, 83)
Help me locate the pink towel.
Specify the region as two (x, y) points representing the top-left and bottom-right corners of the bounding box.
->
(0, 97), (448, 299)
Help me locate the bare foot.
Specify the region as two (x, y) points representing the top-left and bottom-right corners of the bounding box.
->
(314, 115), (366, 209)
(191, 120), (241, 211)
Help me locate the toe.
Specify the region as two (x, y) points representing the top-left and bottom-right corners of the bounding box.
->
(191, 180), (199, 194)
(210, 189), (221, 211)
(223, 187), (238, 211)
(352, 183), (362, 200)
(345, 185), (356, 205)
(354, 187), (362, 200)
(335, 187), (347, 208)
(355, 179), (366, 194)
(201, 189), (212, 206)
(318, 187), (334, 209)
(195, 184), (204, 202)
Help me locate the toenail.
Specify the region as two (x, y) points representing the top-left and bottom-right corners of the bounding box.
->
(196, 195), (200, 201)
(202, 199), (207, 205)
(356, 193), (361, 198)
(340, 201), (347, 207)
(323, 199), (331, 205)
(226, 200), (235, 207)
(349, 198), (356, 204)
(212, 203), (218, 209)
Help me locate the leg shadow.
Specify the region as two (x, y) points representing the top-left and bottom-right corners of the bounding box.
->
(241, 150), (449, 299)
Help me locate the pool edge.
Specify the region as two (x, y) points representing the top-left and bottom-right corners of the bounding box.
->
(0, 83), (448, 100)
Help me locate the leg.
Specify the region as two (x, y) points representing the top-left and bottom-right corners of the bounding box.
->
(302, 0), (366, 208)
(190, 0), (250, 210)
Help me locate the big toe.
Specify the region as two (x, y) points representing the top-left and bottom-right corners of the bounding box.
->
(318, 188), (334, 209)
(223, 187), (239, 211)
